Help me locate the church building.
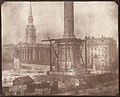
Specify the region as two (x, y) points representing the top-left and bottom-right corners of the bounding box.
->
(14, 3), (50, 65)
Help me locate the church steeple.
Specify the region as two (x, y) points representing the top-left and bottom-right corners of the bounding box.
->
(28, 2), (33, 25)
(25, 2), (36, 44)
(29, 2), (32, 17)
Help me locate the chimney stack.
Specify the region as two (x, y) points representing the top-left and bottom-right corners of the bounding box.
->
(63, 1), (75, 38)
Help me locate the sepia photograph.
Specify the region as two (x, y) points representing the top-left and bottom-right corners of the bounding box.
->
(1, 1), (119, 96)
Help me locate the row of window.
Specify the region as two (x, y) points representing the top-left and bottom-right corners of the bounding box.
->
(88, 47), (108, 52)
(87, 56), (109, 63)
(87, 53), (108, 57)
(87, 40), (109, 44)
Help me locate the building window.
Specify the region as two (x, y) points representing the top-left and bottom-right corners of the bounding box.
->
(62, 81), (65, 83)
(106, 47), (108, 50)
(91, 53), (93, 56)
(37, 50), (39, 59)
(106, 54), (108, 57)
(88, 58), (90, 63)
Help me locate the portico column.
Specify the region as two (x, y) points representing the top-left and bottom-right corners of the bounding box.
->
(25, 49), (26, 61)
(28, 49), (30, 62)
(24, 49), (25, 61)
(26, 49), (28, 62)
(31, 49), (33, 61)
(23, 49), (25, 61)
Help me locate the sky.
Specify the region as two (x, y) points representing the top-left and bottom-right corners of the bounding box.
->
(1, 1), (118, 45)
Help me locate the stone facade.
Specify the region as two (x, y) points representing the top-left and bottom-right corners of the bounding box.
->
(85, 36), (117, 72)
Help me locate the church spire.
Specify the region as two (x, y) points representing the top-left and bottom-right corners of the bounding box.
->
(25, 2), (36, 44)
(28, 2), (33, 25)
(29, 2), (32, 17)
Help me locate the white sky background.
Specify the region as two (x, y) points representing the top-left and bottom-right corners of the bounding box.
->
(1, 1), (118, 45)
